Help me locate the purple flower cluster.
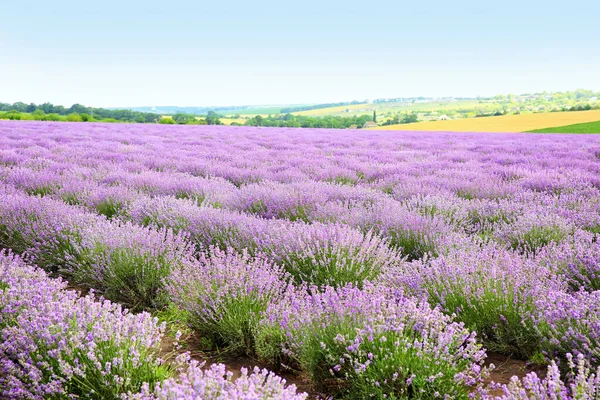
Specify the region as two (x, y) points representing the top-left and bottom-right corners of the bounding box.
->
(126, 195), (400, 288)
(539, 230), (600, 292)
(166, 247), (290, 354)
(0, 188), (193, 309)
(0, 251), (168, 398)
(258, 221), (400, 287)
(257, 283), (487, 397)
(534, 289), (600, 367)
(486, 354), (600, 399)
(129, 360), (307, 400)
(388, 243), (559, 357)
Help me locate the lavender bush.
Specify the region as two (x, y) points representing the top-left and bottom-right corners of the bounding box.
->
(259, 221), (401, 288)
(489, 354), (600, 399)
(166, 247), (290, 355)
(0, 251), (170, 398)
(538, 230), (600, 292)
(0, 190), (193, 309)
(129, 360), (307, 400)
(389, 244), (554, 358)
(257, 283), (487, 398)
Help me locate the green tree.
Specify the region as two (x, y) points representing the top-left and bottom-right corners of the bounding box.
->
(11, 102), (27, 112)
(172, 113), (195, 124)
(32, 109), (46, 120)
(66, 113), (82, 122)
(205, 110), (222, 125)
(6, 110), (22, 120)
(158, 117), (176, 124)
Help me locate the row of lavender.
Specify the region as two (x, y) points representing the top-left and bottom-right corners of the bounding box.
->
(2, 188), (598, 398)
(1, 121), (600, 398)
(0, 251), (306, 399)
(3, 248), (597, 400)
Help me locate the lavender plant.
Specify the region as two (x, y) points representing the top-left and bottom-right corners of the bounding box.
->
(0, 251), (170, 399)
(129, 360), (307, 400)
(257, 283), (487, 398)
(261, 222), (401, 288)
(389, 244), (553, 358)
(166, 247), (290, 355)
(489, 354), (600, 399)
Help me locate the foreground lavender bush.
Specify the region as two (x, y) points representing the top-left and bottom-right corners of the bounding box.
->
(129, 360), (307, 400)
(0, 190), (193, 309)
(489, 354), (600, 399)
(0, 251), (170, 398)
(166, 247), (290, 355)
(257, 283), (487, 398)
(67, 221), (193, 310)
(390, 244), (554, 358)
(535, 290), (600, 368)
(539, 230), (600, 292)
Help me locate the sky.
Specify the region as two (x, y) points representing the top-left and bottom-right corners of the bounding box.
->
(1, 0), (599, 108)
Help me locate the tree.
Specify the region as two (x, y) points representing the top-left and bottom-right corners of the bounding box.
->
(11, 102), (27, 112)
(173, 113), (195, 124)
(402, 113), (419, 124)
(205, 110), (222, 125)
(68, 103), (89, 114)
(66, 113), (82, 122)
(159, 117), (175, 124)
(373, 110), (377, 122)
(6, 111), (22, 120)
(32, 109), (46, 120)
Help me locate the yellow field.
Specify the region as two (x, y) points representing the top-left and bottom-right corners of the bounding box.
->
(370, 110), (600, 132)
(220, 118), (247, 125)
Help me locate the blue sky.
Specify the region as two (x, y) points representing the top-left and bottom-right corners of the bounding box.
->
(1, 0), (598, 107)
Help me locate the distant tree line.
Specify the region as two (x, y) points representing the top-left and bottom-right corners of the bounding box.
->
(562, 103), (599, 112)
(0, 101), (225, 125)
(0, 101), (160, 123)
(243, 113), (373, 128)
(159, 111), (223, 125)
(279, 101), (363, 114)
(381, 112), (419, 126)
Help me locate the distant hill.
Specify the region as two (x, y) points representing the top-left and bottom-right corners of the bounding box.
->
(370, 109), (600, 133)
(115, 105), (306, 116)
(116, 101), (366, 116)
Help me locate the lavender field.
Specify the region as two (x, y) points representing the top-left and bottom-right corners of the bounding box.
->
(1, 120), (600, 399)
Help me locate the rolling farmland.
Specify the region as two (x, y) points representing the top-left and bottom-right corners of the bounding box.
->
(372, 109), (600, 132)
(529, 120), (600, 134)
(1, 121), (600, 398)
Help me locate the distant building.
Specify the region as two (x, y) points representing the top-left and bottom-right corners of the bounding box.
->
(362, 121), (378, 128)
(437, 115), (450, 121)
